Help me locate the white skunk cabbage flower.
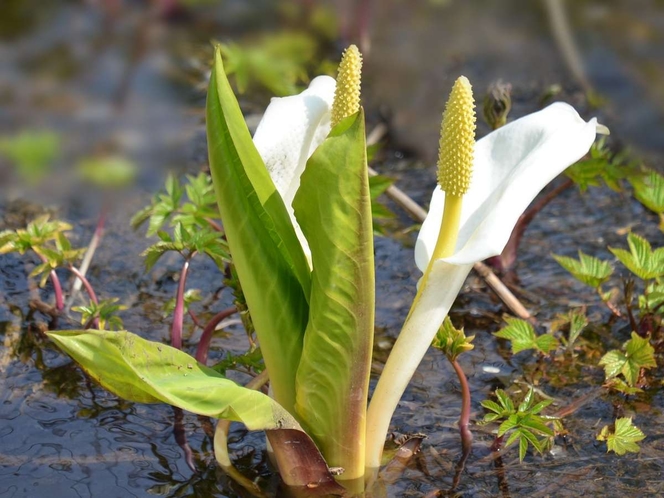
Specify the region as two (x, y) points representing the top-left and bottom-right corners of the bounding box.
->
(365, 102), (602, 468)
(252, 76), (336, 262)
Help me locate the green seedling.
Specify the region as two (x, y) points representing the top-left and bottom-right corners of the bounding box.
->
(597, 417), (646, 455)
(481, 387), (555, 462)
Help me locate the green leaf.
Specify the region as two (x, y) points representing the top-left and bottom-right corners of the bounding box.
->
(609, 233), (664, 280)
(480, 399), (504, 415)
(496, 389), (515, 413)
(623, 332), (657, 383)
(291, 111), (374, 472)
(599, 332), (657, 386)
(47, 329), (298, 430)
(639, 282), (664, 313)
(207, 47), (310, 414)
(597, 417), (645, 455)
(568, 309), (588, 348)
(599, 350), (628, 381)
(534, 334), (559, 354)
(553, 251), (613, 288)
(631, 169), (664, 215)
(494, 317), (556, 355)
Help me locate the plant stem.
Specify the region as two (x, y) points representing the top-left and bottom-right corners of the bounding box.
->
(35, 254), (64, 312)
(171, 256), (192, 350)
(67, 266), (100, 329)
(195, 306), (238, 364)
(50, 270), (64, 312)
(451, 358), (473, 453)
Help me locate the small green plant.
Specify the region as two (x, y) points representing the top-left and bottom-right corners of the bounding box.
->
(599, 332), (657, 389)
(73, 298), (127, 330)
(630, 169), (664, 230)
(597, 417), (646, 455)
(481, 387), (555, 461)
(0, 215), (121, 329)
(432, 317), (474, 452)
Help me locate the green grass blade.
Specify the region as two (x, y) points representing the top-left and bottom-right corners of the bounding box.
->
(292, 110), (374, 479)
(206, 47), (311, 413)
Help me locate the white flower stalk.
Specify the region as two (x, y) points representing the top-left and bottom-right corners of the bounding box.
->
(252, 76), (336, 262)
(365, 102), (602, 469)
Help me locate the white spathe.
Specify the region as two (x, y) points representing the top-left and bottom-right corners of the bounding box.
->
(415, 102), (598, 268)
(365, 102), (600, 469)
(252, 76), (337, 260)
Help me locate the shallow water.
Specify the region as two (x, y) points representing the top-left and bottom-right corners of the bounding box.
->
(1, 1), (663, 497)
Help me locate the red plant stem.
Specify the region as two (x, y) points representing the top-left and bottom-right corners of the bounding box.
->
(171, 257), (192, 350)
(188, 309), (203, 328)
(35, 254), (64, 312)
(195, 306), (238, 364)
(451, 358), (473, 452)
(68, 266), (100, 329)
(68, 266), (99, 305)
(50, 270), (64, 311)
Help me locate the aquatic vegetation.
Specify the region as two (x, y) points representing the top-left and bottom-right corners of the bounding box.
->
(46, 43), (604, 492)
(597, 417), (646, 455)
(480, 387), (555, 462)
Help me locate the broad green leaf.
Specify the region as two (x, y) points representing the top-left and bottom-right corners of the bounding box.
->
(494, 318), (556, 355)
(207, 47), (312, 413)
(623, 332), (657, 383)
(631, 170), (664, 215)
(599, 350), (628, 380)
(609, 233), (664, 280)
(553, 251), (613, 288)
(597, 417), (645, 455)
(292, 111), (374, 475)
(47, 330), (297, 430)
(599, 332), (657, 386)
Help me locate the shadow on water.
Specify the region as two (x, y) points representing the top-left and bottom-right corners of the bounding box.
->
(1, 1), (663, 496)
